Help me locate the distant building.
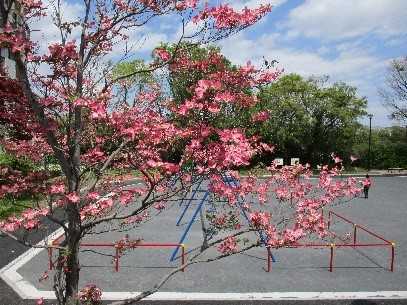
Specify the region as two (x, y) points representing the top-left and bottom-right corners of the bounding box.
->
(0, 0), (23, 79)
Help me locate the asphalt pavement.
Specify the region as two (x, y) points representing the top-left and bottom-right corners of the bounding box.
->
(1, 176), (407, 305)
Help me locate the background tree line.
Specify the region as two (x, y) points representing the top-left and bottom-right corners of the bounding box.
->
(2, 44), (406, 172)
(163, 44), (407, 169)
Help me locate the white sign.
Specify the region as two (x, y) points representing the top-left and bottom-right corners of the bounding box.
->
(291, 158), (300, 166)
(274, 158), (284, 166)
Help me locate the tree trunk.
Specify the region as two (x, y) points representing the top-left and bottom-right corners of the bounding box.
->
(64, 228), (81, 305)
(199, 207), (209, 251)
(63, 176), (82, 305)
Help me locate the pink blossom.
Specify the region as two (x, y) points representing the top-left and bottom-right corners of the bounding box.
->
(193, 4), (271, 29)
(50, 183), (65, 194)
(194, 79), (222, 99)
(207, 103), (221, 113)
(146, 159), (160, 167)
(98, 198), (114, 209)
(90, 102), (106, 119)
(283, 228), (305, 243)
(113, 0), (130, 11)
(249, 211), (271, 228)
(24, 219), (39, 230)
(161, 163), (180, 174)
(256, 183), (269, 204)
(331, 153), (343, 164)
(38, 271), (49, 282)
(119, 191), (133, 206)
(138, 91), (159, 103)
(73, 97), (90, 107)
(251, 111), (270, 122)
(154, 202), (165, 210)
(350, 155), (358, 162)
(0, 221), (21, 232)
(124, 211), (149, 225)
(258, 142), (274, 153)
(334, 156), (342, 163)
(214, 91), (234, 103)
(82, 146), (105, 164)
(217, 236), (238, 254)
(275, 187), (290, 201)
(212, 214), (226, 228)
(47, 40), (78, 61)
(257, 70), (281, 83)
(175, 0), (198, 10)
(36, 298), (44, 305)
(79, 284), (102, 303)
(86, 192), (100, 200)
(155, 48), (171, 61)
(66, 193), (80, 203)
(195, 80), (210, 99)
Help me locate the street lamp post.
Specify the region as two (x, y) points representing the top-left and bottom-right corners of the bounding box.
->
(367, 114), (373, 171)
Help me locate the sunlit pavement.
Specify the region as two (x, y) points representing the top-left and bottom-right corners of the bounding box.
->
(1, 177), (407, 305)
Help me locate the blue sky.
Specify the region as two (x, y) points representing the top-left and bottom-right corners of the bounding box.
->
(216, 0), (407, 127)
(34, 0), (407, 127)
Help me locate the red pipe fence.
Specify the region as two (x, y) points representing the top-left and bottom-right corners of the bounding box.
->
(266, 210), (395, 272)
(47, 210), (394, 274)
(48, 236), (186, 272)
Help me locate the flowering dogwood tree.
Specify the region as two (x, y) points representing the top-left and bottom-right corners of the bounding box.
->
(0, 1), (363, 304)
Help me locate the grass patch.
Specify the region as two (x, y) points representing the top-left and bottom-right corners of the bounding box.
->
(105, 168), (142, 177)
(0, 196), (42, 220)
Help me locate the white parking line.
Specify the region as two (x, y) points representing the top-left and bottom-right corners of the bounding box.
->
(0, 227), (64, 299)
(2, 241), (407, 300)
(1, 178), (407, 301)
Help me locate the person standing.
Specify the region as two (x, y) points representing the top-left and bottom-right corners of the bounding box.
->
(363, 174), (372, 199)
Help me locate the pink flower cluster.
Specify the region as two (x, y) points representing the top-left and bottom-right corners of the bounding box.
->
(119, 191), (133, 206)
(49, 183), (65, 194)
(208, 211), (241, 230)
(36, 297), (44, 305)
(249, 211), (271, 229)
(73, 97), (107, 120)
(217, 236), (238, 254)
(175, 0), (198, 10)
(0, 167), (48, 200)
(146, 160), (180, 175)
(0, 208), (49, 231)
(113, 0), (131, 11)
(66, 192), (80, 203)
(123, 211), (149, 225)
(195, 79), (222, 99)
(0, 25), (33, 54)
(154, 48), (171, 61)
(251, 111), (270, 123)
(1, 136), (52, 162)
(194, 4), (272, 29)
(154, 202), (165, 210)
(81, 146), (106, 166)
(78, 284), (102, 304)
(46, 41), (78, 61)
(80, 197), (114, 219)
(21, 0), (44, 12)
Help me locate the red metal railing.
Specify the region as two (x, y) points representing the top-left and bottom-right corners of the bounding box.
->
(47, 210), (394, 274)
(48, 235), (186, 272)
(266, 210), (395, 272)
(47, 233), (65, 271)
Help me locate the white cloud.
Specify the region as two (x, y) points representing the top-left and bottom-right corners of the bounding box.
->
(30, 0), (83, 49)
(220, 33), (382, 78)
(219, 32), (393, 125)
(229, 0), (287, 10)
(284, 0), (407, 41)
(134, 33), (168, 53)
